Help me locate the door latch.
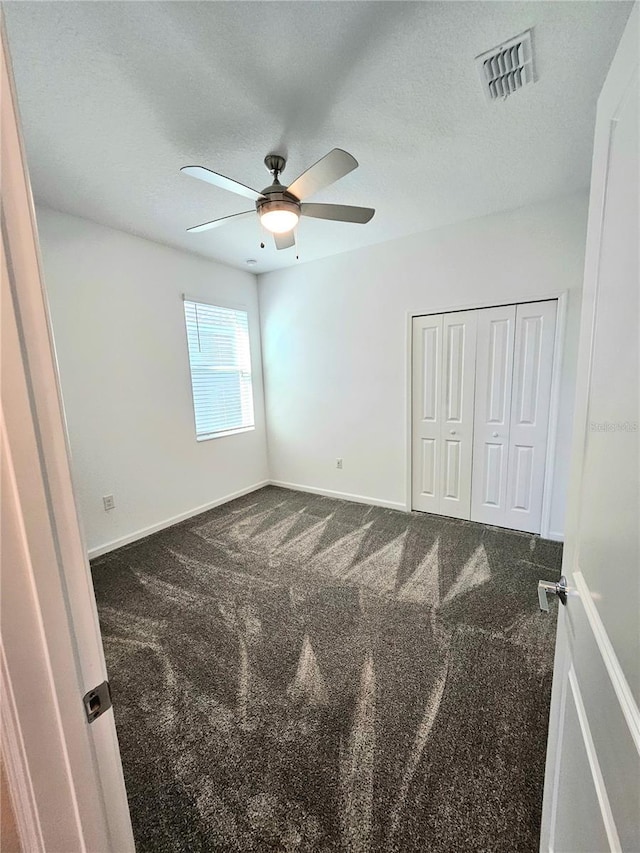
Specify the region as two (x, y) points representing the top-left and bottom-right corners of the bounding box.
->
(83, 680), (112, 723)
(538, 576), (568, 612)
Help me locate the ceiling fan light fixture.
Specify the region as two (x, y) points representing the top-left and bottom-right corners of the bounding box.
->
(260, 209), (299, 233)
(258, 199), (300, 234)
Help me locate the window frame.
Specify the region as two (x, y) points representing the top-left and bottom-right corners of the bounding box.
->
(182, 294), (256, 442)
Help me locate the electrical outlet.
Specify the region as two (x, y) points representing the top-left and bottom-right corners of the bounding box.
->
(336, 458), (343, 469)
(103, 494), (115, 511)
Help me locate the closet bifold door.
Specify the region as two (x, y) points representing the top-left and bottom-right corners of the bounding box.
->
(504, 300), (557, 533)
(411, 311), (477, 517)
(412, 314), (443, 513)
(471, 305), (517, 525)
(439, 311), (477, 519)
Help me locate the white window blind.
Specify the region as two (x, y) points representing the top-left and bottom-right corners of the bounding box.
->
(183, 300), (255, 440)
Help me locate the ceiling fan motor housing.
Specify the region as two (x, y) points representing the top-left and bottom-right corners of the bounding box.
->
(256, 190), (301, 217)
(259, 154), (301, 216)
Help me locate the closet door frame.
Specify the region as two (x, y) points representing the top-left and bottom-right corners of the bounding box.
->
(405, 290), (568, 540)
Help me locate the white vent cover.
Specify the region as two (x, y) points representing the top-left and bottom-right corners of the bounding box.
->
(476, 29), (535, 102)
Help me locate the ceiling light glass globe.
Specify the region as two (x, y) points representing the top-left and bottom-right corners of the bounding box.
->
(260, 209), (299, 234)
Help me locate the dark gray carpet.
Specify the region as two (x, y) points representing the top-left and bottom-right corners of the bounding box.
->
(91, 485), (561, 853)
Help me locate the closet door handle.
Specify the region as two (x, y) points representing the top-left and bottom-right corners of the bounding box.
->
(450, 429), (457, 435)
(492, 431), (499, 437)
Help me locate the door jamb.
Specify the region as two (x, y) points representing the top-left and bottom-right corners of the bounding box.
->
(404, 289), (569, 540)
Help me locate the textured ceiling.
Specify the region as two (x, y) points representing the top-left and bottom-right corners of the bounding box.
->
(4, 1), (632, 274)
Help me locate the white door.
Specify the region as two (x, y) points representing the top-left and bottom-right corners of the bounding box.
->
(540, 5), (639, 851)
(471, 304), (517, 525)
(1, 21), (134, 852)
(471, 300), (556, 533)
(412, 313), (443, 513)
(439, 310), (477, 519)
(412, 310), (477, 517)
(504, 300), (557, 534)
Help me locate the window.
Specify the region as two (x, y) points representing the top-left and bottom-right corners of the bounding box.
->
(183, 299), (255, 440)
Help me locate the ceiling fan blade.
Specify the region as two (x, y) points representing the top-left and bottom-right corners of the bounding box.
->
(186, 210), (255, 233)
(286, 149), (358, 201)
(274, 230), (295, 250)
(301, 203), (375, 224)
(181, 166), (264, 201)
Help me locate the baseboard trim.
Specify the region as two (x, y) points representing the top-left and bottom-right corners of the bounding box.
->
(270, 480), (407, 512)
(88, 479), (563, 559)
(546, 530), (565, 543)
(88, 480), (270, 559)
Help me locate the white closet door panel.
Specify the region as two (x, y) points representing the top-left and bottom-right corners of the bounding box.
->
(412, 315), (443, 512)
(439, 311), (477, 519)
(471, 305), (516, 525)
(505, 300), (557, 532)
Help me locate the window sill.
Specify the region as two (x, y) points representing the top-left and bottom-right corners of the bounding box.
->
(196, 426), (255, 442)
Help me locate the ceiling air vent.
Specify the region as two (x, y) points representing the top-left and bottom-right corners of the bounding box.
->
(476, 29), (535, 102)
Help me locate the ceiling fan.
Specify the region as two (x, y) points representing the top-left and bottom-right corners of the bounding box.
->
(181, 148), (375, 250)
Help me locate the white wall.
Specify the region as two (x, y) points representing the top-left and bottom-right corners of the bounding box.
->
(36, 207), (269, 555)
(258, 192), (589, 539)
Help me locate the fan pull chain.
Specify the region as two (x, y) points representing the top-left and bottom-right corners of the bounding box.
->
(258, 218), (268, 249)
